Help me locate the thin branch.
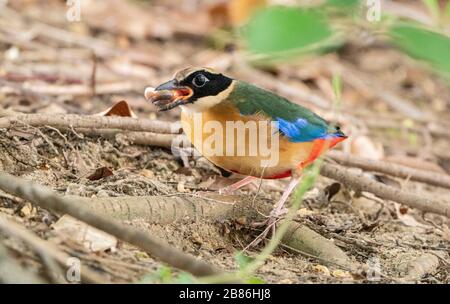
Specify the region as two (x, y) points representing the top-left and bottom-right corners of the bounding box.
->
(0, 79), (139, 96)
(0, 113), (180, 134)
(328, 151), (450, 189)
(320, 163), (450, 218)
(0, 172), (223, 277)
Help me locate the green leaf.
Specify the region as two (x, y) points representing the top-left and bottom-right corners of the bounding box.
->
(235, 252), (254, 269)
(389, 22), (450, 76)
(245, 6), (335, 54)
(245, 276), (265, 284)
(326, 0), (360, 8)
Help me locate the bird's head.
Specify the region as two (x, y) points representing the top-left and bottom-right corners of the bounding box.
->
(145, 67), (233, 112)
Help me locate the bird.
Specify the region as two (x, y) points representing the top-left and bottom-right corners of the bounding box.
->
(145, 67), (347, 232)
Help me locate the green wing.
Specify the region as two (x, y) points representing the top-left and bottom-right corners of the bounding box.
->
(228, 81), (337, 142)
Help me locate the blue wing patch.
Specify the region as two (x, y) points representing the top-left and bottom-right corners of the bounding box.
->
(276, 117), (328, 142)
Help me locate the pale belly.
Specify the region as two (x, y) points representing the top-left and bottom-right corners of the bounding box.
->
(180, 104), (315, 178)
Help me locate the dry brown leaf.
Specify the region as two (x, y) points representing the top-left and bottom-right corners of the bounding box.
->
(95, 100), (138, 118)
(209, 0), (266, 27)
(52, 215), (117, 252)
(87, 167), (113, 181)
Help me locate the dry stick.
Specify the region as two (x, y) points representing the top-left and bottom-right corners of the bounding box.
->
(0, 114), (180, 134)
(0, 241), (45, 284)
(320, 163), (450, 218)
(0, 172), (222, 277)
(1, 80), (140, 96)
(0, 214), (105, 283)
(327, 151), (450, 189)
(67, 194), (235, 225)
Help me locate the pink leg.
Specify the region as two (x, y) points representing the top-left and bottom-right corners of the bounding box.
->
(246, 176), (301, 248)
(219, 176), (257, 195)
(270, 177), (300, 218)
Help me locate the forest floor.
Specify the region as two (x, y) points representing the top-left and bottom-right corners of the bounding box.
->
(0, 0), (449, 283)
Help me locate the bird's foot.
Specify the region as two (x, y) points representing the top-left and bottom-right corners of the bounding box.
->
(171, 146), (200, 167)
(246, 207), (288, 248)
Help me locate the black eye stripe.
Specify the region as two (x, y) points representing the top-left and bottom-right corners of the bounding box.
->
(178, 69), (233, 102)
(181, 70), (216, 85)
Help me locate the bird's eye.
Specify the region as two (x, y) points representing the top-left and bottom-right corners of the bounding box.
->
(192, 74), (209, 87)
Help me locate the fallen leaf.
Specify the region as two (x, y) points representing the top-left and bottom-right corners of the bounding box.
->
(87, 167), (113, 181)
(95, 100), (138, 118)
(208, 0), (266, 27)
(52, 215), (117, 252)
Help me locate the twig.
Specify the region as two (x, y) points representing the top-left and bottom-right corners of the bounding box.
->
(1, 79), (139, 96)
(0, 241), (45, 283)
(0, 214), (105, 283)
(328, 151), (450, 189)
(0, 114), (180, 134)
(0, 172), (223, 277)
(320, 163), (450, 218)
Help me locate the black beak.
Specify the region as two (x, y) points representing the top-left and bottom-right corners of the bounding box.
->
(155, 79), (178, 91)
(144, 79), (193, 111)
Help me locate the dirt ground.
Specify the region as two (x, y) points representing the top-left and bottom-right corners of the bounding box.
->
(0, 0), (449, 283)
